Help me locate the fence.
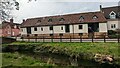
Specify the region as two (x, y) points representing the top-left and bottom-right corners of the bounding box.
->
(16, 35), (120, 43)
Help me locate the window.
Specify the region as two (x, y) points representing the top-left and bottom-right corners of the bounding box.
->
(50, 26), (53, 30)
(14, 25), (17, 28)
(59, 18), (65, 22)
(79, 16), (84, 21)
(61, 26), (63, 30)
(13, 32), (15, 36)
(79, 25), (83, 29)
(34, 27), (37, 31)
(109, 11), (116, 19)
(111, 24), (116, 28)
(48, 18), (52, 22)
(92, 15), (98, 20)
(41, 27), (43, 31)
(8, 31), (11, 34)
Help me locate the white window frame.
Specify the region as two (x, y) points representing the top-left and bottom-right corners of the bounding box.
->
(111, 24), (116, 28)
(109, 11), (116, 19)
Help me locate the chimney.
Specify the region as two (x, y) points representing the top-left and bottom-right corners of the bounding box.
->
(10, 18), (13, 23)
(23, 19), (25, 23)
(100, 5), (102, 12)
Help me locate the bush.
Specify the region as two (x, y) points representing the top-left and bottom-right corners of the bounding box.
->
(108, 30), (117, 35)
(108, 35), (120, 38)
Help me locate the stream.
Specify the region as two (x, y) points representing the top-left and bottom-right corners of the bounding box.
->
(20, 52), (119, 68)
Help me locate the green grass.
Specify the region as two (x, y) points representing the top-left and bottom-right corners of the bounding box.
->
(2, 42), (120, 65)
(0, 53), (2, 68)
(2, 52), (55, 67)
(9, 42), (119, 57)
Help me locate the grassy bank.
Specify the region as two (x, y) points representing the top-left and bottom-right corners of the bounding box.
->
(2, 52), (55, 68)
(8, 42), (119, 57)
(2, 42), (120, 66)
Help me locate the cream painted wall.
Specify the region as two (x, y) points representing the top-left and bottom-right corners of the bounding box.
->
(53, 25), (65, 33)
(21, 23), (109, 35)
(31, 26), (53, 34)
(69, 25), (73, 33)
(21, 28), (27, 34)
(21, 24), (88, 35)
(73, 24), (88, 33)
(107, 21), (119, 30)
(99, 23), (107, 32)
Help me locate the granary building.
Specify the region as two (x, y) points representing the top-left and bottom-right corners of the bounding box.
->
(21, 11), (107, 38)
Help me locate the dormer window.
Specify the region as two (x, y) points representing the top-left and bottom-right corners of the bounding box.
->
(37, 20), (41, 22)
(109, 11), (116, 19)
(92, 15), (98, 20)
(59, 18), (65, 22)
(79, 16), (84, 21)
(48, 18), (52, 22)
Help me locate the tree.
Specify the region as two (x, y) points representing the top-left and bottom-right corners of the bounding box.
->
(0, 0), (37, 21)
(0, 0), (19, 21)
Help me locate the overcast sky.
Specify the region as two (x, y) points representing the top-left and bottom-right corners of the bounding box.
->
(12, 0), (120, 23)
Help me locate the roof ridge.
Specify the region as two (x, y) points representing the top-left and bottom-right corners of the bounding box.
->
(27, 11), (101, 20)
(102, 5), (120, 9)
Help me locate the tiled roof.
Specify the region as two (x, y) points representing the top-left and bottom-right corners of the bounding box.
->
(101, 6), (120, 19)
(21, 11), (107, 27)
(1, 21), (20, 29)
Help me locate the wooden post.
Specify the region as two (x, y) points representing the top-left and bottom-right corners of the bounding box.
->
(80, 35), (82, 43)
(35, 36), (37, 42)
(22, 36), (23, 42)
(60, 36), (62, 42)
(51, 36), (53, 42)
(92, 35), (94, 42)
(28, 35), (30, 42)
(43, 36), (44, 42)
(70, 36), (71, 42)
(118, 34), (119, 43)
(104, 35), (106, 43)
(28, 37), (30, 42)
(16, 36), (17, 40)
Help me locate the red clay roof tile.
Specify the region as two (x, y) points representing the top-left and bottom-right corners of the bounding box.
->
(21, 11), (107, 27)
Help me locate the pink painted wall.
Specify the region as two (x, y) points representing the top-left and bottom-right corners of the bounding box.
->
(2, 25), (12, 37)
(0, 25), (20, 37)
(12, 29), (20, 36)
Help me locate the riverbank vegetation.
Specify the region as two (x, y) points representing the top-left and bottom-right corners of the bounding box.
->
(2, 42), (120, 67)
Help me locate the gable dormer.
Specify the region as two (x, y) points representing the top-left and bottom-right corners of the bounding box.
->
(48, 18), (52, 22)
(109, 11), (116, 19)
(59, 18), (65, 22)
(92, 15), (98, 20)
(79, 16), (84, 21)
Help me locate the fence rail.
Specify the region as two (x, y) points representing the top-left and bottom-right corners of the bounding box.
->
(15, 35), (120, 43)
